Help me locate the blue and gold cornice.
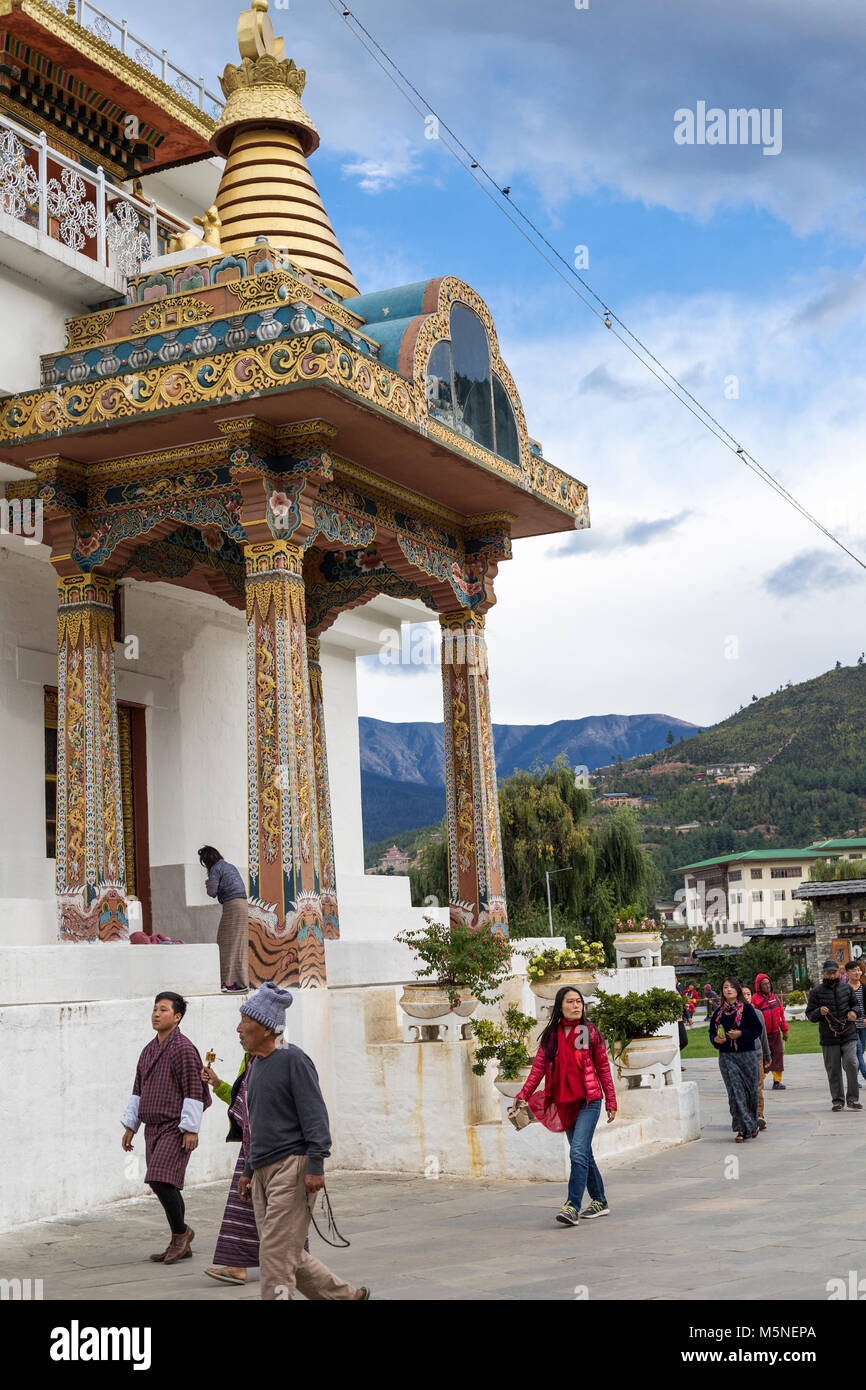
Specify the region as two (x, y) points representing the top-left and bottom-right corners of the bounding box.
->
(0, 331), (586, 527)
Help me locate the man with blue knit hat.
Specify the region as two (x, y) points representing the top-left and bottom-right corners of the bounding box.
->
(236, 981), (368, 1301)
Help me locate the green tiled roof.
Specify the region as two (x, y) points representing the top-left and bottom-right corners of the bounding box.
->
(678, 848), (828, 872)
(809, 838), (866, 851)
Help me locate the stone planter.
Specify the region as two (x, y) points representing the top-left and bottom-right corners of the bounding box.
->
(613, 931), (662, 969)
(399, 983), (479, 1020)
(612, 1030), (678, 1089)
(493, 1065), (532, 1099)
(529, 968), (599, 1003)
(530, 968), (599, 1024)
(616, 1034), (678, 1072)
(785, 1004), (806, 1021)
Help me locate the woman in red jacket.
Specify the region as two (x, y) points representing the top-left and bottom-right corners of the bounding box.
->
(514, 986), (617, 1226)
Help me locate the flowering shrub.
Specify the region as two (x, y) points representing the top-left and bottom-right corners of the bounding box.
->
(614, 916), (661, 935)
(469, 1006), (538, 1080)
(523, 942), (605, 982)
(394, 916), (513, 1010)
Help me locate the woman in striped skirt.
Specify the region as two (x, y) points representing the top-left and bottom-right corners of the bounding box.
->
(203, 1055), (259, 1284)
(199, 846), (249, 992)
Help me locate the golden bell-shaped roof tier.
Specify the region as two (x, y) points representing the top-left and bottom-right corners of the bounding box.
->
(211, 0), (359, 299)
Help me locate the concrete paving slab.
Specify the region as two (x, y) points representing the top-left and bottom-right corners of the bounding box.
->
(0, 1054), (857, 1300)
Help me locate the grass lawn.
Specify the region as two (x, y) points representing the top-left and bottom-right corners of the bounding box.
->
(681, 1018), (820, 1059)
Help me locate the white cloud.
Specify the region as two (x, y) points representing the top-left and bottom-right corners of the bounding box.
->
(358, 273), (866, 726)
(139, 0), (866, 236)
(341, 147), (419, 194)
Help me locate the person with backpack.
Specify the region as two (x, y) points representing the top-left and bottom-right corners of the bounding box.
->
(513, 986), (617, 1227)
(805, 960), (861, 1112)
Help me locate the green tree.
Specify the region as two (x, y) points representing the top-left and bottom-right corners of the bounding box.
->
(408, 827), (448, 908)
(596, 805), (653, 915)
(499, 756), (595, 921)
(738, 939), (794, 992)
(666, 729), (675, 746)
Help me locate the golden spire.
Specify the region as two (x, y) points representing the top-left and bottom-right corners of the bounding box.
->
(211, 0), (359, 298)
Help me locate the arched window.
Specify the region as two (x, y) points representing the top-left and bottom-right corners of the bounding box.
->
(424, 305), (522, 464)
(450, 304), (494, 451)
(492, 374), (520, 466)
(425, 339), (454, 426)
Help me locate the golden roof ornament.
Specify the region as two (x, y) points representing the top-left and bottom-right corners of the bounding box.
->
(212, 0), (319, 158)
(209, 0), (359, 298)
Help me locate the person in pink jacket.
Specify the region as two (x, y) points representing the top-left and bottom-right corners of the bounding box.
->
(514, 986), (617, 1226)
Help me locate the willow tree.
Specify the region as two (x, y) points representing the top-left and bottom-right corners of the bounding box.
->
(595, 805), (653, 915)
(498, 757), (595, 929)
(407, 757), (655, 961)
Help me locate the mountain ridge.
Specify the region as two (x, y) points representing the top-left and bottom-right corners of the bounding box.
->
(359, 711), (700, 788)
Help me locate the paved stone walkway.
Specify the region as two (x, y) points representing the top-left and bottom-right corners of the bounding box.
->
(2, 1055), (862, 1300)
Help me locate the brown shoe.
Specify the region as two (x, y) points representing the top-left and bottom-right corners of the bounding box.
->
(162, 1226), (194, 1265)
(149, 1242), (172, 1263)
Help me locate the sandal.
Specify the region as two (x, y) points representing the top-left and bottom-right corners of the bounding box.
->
(735, 1134), (745, 1143)
(204, 1266), (247, 1285)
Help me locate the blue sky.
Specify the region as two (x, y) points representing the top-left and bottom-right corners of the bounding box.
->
(129, 0), (866, 727)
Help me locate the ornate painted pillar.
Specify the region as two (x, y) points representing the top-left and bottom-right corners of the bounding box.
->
(56, 573), (128, 942)
(440, 610), (508, 934)
(307, 634), (339, 942)
(245, 538), (328, 988)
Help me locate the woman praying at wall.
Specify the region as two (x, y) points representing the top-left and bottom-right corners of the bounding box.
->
(199, 845), (249, 993)
(710, 977), (762, 1142)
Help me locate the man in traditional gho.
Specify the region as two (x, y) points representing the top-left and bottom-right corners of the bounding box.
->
(235, 981), (369, 1301)
(121, 991), (212, 1264)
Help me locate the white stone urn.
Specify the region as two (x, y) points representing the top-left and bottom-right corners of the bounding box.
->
(785, 1004), (806, 1021)
(529, 968), (599, 1003)
(493, 1065), (533, 1099)
(399, 982), (479, 1019)
(615, 1033), (678, 1072)
(613, 931), (662, 969)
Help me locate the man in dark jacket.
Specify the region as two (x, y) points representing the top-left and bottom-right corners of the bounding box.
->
(805, 960), (861, 1112)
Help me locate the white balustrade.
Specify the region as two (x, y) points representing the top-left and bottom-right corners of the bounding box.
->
(0, 110), (190, 278)
(47, 0), (222, 118)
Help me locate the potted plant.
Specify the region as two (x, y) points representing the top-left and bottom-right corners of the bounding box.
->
(785, 989), (806, 1020)
(469, 1006), (539, 1097)
(613, 912), (663, 968)
(394, 916), (513, 1019)
(589, 988), (683, 1075)
(523, 942), (606, 1004)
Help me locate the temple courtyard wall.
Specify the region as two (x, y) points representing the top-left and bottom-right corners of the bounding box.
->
(0, 941), (698, 1232)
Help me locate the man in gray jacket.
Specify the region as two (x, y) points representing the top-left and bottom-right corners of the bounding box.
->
(742, 985), (771, 1130)
(236, 982), (368, 1301)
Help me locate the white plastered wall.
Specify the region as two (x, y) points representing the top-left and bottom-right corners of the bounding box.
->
(0, 543), (435, 946)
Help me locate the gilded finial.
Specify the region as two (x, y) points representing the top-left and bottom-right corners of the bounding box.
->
(238, 0), (286, 63)
(212, 0), (317, 157)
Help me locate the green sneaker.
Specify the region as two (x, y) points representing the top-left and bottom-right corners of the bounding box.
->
(580, 1199), (610, 1220)
(555, 1202), (580, 1226)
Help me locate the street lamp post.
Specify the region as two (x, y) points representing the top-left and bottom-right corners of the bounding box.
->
(544, 866), (575, 936)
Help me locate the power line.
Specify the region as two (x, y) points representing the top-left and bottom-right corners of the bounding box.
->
(323, 0), (866, 573)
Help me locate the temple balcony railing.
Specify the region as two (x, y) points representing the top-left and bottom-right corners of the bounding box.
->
(0, 108), (192, 283)
(48, 0), (223, 117)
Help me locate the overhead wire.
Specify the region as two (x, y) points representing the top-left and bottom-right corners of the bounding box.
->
(324, 0), (865, 571)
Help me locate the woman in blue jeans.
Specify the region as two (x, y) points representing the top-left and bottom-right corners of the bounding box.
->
(515, 986), (617, 1226)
